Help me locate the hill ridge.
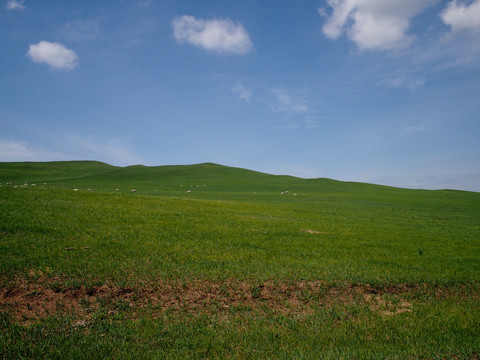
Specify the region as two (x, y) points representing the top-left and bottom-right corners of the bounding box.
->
(1, 160), (478, 194)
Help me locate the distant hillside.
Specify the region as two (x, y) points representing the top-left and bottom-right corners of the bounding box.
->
(1, 161), (476, 198)
(0, 161), (117, 182)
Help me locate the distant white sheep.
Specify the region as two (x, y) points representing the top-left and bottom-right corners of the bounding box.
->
(131, 189), (136, 193)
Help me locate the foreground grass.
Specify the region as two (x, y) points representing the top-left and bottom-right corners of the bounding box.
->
(2, 298), (479, 359)
(1, 162), (480, 358)
(1, 186), (479, 284)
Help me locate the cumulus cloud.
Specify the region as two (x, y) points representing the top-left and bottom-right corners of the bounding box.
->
(27, 41), (78, 70)
(172, 15), (253, 55)
(5, 0), (25, 10)
(441, 0), (480, 33)
(232, 83), (252, 102)
(320, 0), (434, 50)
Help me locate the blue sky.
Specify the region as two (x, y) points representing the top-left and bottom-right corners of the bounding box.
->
(1, 0), (479, 191)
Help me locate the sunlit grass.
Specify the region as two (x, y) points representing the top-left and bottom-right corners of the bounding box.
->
(1, 161), (479, 358)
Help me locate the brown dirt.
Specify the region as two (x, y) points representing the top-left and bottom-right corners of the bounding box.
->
(363, 293), (412, 316)
(1, 276), (478, 325)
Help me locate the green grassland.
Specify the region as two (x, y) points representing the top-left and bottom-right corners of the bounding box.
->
(1, 161), (479, 359)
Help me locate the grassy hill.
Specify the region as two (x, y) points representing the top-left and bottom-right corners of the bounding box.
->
(0, 160), (117, 182)
(1, 161), (479, 358)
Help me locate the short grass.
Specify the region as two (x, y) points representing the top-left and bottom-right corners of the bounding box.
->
(1, 161), (479, 359)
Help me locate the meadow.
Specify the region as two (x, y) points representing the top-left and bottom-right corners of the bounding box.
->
(1, 161), (479, 359)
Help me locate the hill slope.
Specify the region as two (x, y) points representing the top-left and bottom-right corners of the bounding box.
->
(0, 160), (423, 195)
(1, 161), (478, 203)
(0, 161), (117, 182)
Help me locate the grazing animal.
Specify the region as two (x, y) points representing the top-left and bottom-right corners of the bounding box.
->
(131, 189), (136, 193)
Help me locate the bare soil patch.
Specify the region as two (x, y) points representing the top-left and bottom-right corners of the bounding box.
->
(1, 277), (478, 325)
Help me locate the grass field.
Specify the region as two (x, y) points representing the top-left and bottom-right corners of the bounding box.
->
(1, 161), (479, 359)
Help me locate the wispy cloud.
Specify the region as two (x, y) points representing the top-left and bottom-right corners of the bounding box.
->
(231, 83), (252, 102)
(271, 89), (308, 114)
(320, 0), (435, 51)
(0, 135), (141, 166)
(382, 74), (426, 90)
(172, 15), (253, 55)
(138, 0), (152, 8)
(269, 89), (320, 129)
(401, 124), (426, 135)
(60, 18), (103, 42)
(0, 140), (67, 162)
(27, 41), (78, 70)
(62, 134), (141, 166)
(5, 0), (25, 10)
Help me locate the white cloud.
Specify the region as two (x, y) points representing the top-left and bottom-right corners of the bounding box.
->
(441, 0), (480, 33)
(5, 0), (25, 10)
(27, 41), (78, 70)
(271, 89), (308, 114)
(232, 83), (252, 102)
(320, 0), (434, 50)
(172, 15), (253, 55)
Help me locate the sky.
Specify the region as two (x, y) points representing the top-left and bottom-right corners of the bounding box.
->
(1, 0), (479, 191)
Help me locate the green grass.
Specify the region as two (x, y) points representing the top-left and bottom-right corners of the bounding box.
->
(1, 161), (479, 358)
